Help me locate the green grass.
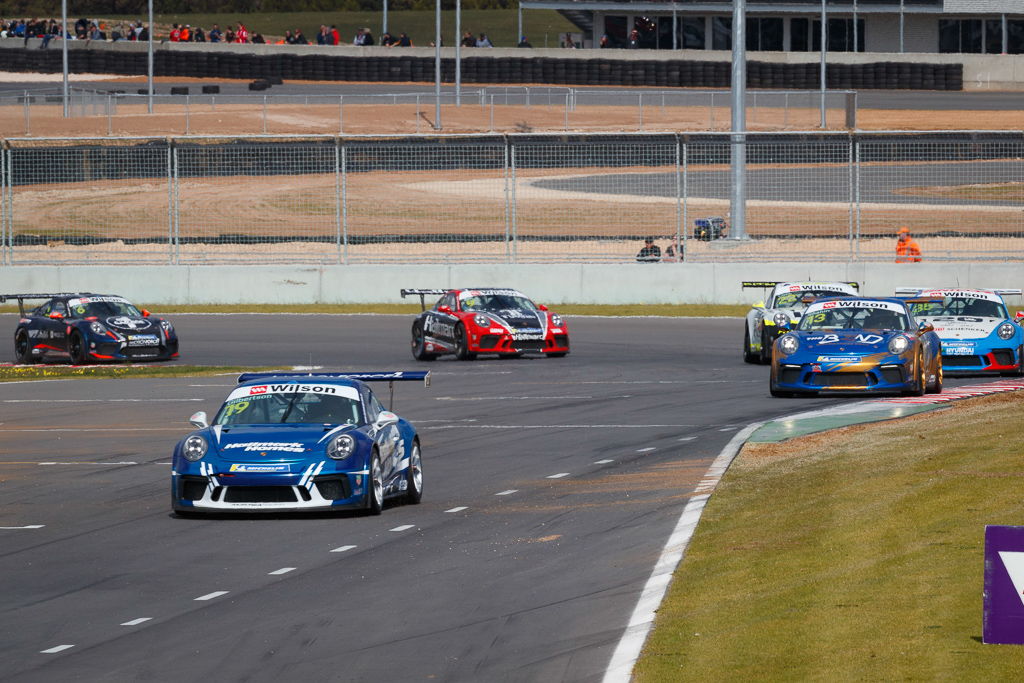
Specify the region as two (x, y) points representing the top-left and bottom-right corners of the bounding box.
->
(0, 364), (282, 382)
(105, 9), (576, 49)
(635, 392), (1024, 681)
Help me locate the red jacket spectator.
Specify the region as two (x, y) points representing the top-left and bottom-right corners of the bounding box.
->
(169, 24), (180, 41)
(331, 25), (340, 45)
(235, 23), (249, 43)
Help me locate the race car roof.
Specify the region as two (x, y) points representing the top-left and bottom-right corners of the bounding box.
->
(806, 297), (910, 314)
(742, 281), (859, 292)
(237, 371), (431, 387)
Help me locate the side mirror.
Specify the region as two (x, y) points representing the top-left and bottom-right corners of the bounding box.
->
(141, 309), (151, 317)
(538, 304), (549, 311)
(1015, 310), (1024, 322)
(374, 411), (399, 431)
(437, 305), (452, 314)
(754, 300), (765, 309)
(189, 411), (209, 429)
(777, 319), (791, 330)
(48, 312), (64, 320)
(918, 323), (934, 334)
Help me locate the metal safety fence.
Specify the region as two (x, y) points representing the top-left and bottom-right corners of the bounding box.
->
(1, 130), (1022, 266)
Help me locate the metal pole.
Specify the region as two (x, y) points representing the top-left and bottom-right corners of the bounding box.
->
(148, 0), (154, 114)
(729, 0), (748, 240)
(504, 140), (511, 262)
(518, 3), (523, 48)
(61, 0), (68, 118)
(847, 134), (854, 260)
(383, 0), (388, 36)
(510, 142), (518, 263)
(434, 0), (441, 130)
(1002, 14), (1008, 54)
(262, 95), (267, 134)
(638, 93), (643, 131)
(335, 139), (342, 264)
(682, 140), (688, 260)
(339, 95), (344, 134)
(166, 143), (173, 263)
(23, 89), (30, 136)
(854, 138), (862, 260)
(456, 0), (462, 106)
(341, 144), (349, 264)
(675, 136), (681, 260)
(673, 6), (678, 50)
(853, 0), (858, 53)
(899, 0), (905, 53)
(820, 0), (827, 129)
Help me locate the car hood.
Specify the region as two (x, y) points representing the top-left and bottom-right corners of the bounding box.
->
(795, 329), (901, 352)
(207, 424), (356, 462)
(101, 315), (160, 333)
(479, 308), (546, 331)
(915, 316), (1004, 340)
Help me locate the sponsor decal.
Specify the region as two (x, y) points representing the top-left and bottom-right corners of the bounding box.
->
(105, 316), (152, 331)
(69, 296), (130, 307)
(983, 525), (1024, 644)
(126, 335), (160, 347)
(424, 317), (455, 338)
(27, 329), (65, 339)
(461, 289), (522, 298)
(854, 334), (884, 344)
(513, 334), (544, 341)
(817, 356), (860, 362)
(250, 385), (268, 395)
(223, 442), (306, 453)
(229, 463), (291, 473)
(488, 328), (505, 334)
(944, 346), (975, 355)
(818, 300), (898, 311)
(921, 289), (1000, 302)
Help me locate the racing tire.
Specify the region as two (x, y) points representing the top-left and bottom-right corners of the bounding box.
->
(404, 439), (423, 505)
(769, 386), (794, 398)
(411, 322), (438, 361)
(68, 330), (88, 365)
(545, 352), (567, 358)
(14, 329), (34, 364)
(907, 351), (926, 397)
(366, 450), (383, 516)
(742, 326), (758, 364)
(1011, 345), (1024, 377)
(453, 323), (476, 361)
(759, 329), (773, 365)
(928, 355), (943, 394)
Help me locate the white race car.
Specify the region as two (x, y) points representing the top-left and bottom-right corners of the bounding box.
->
(896, 287), (1024, 375)
(741, 281), (860, 364)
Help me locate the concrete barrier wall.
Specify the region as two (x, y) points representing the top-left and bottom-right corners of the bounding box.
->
(2, 263), (1021, 306)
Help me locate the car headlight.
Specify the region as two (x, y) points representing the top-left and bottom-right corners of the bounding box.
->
(161, 320), (174, 335)
(888, 335), (910, 355)
(778, 334), (799, 355)
(998, 323), (1016, 340)
(182, 435), (208, 462)
(327, 433), (356, 460)
(89, 321), (107, 335)
(773, 312), (790, 327)
(473, 314), (490, 327)
(551, 314), (563, 326)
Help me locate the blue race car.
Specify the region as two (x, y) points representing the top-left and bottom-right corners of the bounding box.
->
(896, 287), (1024, 376)
(2, 292), (179, 364)
(770, 297), (943, 397)
(172, 371), (429, 515)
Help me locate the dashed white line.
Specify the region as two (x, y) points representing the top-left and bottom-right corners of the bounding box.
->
(594, 459), (614, 464)
(268, 567), (296, 575)
(330, 545), (357, 553)
(636, 447), (656, 453)
(194, 591), (229, 601)
(678, 436), (697, 442)
(0, 524), (45, 530)
(445, 506), (468, 513)
(390, 524), (415, 532)
(496, 489), (518, 496)
(546, 472), (571, 479)
(718, 427), (738, 432)
(40, 645), (74, 654)
(121, 618), (152, 626)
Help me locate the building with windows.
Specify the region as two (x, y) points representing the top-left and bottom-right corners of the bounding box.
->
(522, 0), (1024, 54)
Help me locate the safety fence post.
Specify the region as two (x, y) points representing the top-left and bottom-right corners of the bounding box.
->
(503, 137), (511, 263)
(341, 140), (349, 264)
(172, 139), (181, 265)
(681, 137), (688, 261)
(510, 137), (518, 263)
(675, 134), (682, 261)
(847, 133), (855, 260)
(854, 136), (862, 261)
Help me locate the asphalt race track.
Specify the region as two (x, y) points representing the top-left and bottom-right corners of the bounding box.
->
(0, 314), (977, 681)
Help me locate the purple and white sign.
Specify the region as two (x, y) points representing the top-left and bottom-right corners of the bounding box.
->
(983, 525), (1024, 644)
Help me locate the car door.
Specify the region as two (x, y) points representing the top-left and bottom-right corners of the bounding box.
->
(35, 299), (70, 356)
(363, 387), (401, 483)
(423, 292), (459, 349)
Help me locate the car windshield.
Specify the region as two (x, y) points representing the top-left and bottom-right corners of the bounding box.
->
(213, 393), (363, 426)
(911, 296), (1007, 319)
(773, 290), (849, 310)
(461, 294), (538, 313)
(799, 305), (910, 331)
(67, 297), (142, 318)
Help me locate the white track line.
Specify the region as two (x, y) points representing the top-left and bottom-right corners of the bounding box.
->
(546, 472), (571, 479)
(121, 618), (152, 626)
(390, 524), (415, 532)
(636, 447), (656, 453)
(268, 567), (296, 575)
(495, 489), (518, 496)
(594, 459), (614, 464)
(445, 506), (468, 513)
(602, 421), (764, 683)
(330, 545), (357, 553)
(40, 644), (74, 654)
(194, 591), (229, 601)
(0, 524), (44, 529)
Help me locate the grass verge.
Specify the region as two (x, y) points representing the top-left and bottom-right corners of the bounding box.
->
(0, 365), (282, 382)
(635, 391), (1024, 681)
(1, 303), (747, 317)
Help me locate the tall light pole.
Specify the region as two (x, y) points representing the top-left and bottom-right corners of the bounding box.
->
(899, 0), (905, 53)
(820, 0), (827, 128)
(147, 0), (154, 114)
(61, 0), (68, 117)
(383, 0), (388, 37)
(456, 0), (462, 106)
(434, 0), (441, 130)
(729, 0), (747, 240)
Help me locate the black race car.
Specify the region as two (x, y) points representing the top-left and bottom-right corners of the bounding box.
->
(2, 292), (179, 364)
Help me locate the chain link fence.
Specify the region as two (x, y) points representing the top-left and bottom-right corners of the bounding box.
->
(1, 131), (1021, 266)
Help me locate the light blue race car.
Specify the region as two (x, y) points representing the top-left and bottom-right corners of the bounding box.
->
(171, 371), (429, 515)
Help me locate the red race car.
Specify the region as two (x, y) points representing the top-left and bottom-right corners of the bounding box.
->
(401, 288), (570, 360)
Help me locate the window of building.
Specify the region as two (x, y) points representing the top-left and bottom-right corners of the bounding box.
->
(603, 15), (627, 48)
(1010, 20), (1024, 54)
(634, 16), (658, 49)
(712, 16), (731, 50)
(682, 17), (706, 49)
(746, 17), (783, 51)
(939, 19), (983, 53)
(812, 18), (864, 52)
(985, 19), (1002, 54)
(791, 17), (809, 51)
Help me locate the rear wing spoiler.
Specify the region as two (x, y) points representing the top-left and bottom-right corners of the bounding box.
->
(896, 288), (1023, 298)
(401, 288), (451, 311)
(741, 281), (859, 290)
(237, 371), (431, 410)
(0, 293), (79, 316)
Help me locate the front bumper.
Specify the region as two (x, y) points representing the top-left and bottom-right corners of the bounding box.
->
(90, 338), (179, 362)
(171, 464), (367, 513)
(470, 332), (570, 355)
(941, 346), (1019, 374)
(773, 361), (912, 394)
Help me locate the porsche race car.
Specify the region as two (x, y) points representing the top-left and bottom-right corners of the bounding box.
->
(770, 297), (943, 397)
(2, 292), (179, 364)
(896, 287), (1024, 376)
(172, 371), (429, 515)
(742, 281), (860, 364)
(401, 288), (569, 360)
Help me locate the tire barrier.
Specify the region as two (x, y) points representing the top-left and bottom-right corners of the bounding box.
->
(0, 47), (965, 91)
(169, 86), (189, 95)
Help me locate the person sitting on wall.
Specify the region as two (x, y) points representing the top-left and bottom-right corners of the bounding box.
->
(208, 23), (221, 42)
(895, 226), (922, 263)
(636, 237), (662, 263)
(517, 36), (532, 48)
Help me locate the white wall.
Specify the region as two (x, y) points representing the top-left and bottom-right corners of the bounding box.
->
(2, 263), (1022, 306)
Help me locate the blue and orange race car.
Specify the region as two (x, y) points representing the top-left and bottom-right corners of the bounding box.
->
(770, 297), (943, 397)
(2, 292), (179, 364)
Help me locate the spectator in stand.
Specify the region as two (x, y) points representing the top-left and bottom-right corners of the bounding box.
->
(460, 31), (475, 47)
(562, 33), (576, 48)
(316, 25), (328, 45)
(599, 34), (610, 48)
(208, 23), (222, 42)
(330, 25), (340, 45)
(394, 32), (413, 47)
(476, 32), (493, 47)
(636, 237), (661, 263)
(180, 24), (191, 41)
(517, 35), (532, 48)
(88, 22), (105, 41)
(628, 29), (640, 49)
(293, 28), (308, 44)
(252, 32), (265, 44)
(380, 31), (395, 46)
(75, 17), (88, 39)
(283, 29), (294, 44)
(363, 28), (374, 45)
(353, 27), (367, 45)
(224, 26), (236, 43)
(138, 23), (148, 41)
(235, 22), (249, 43)
(169, 23), (180, 42)
(193, 26), (205, 42)
(111, 24), (124, 41)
